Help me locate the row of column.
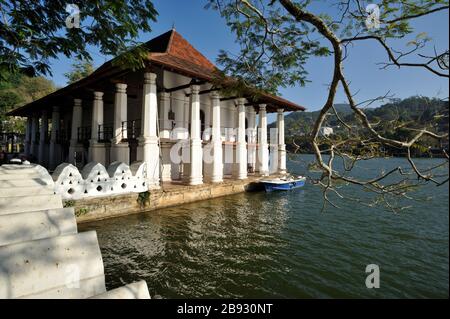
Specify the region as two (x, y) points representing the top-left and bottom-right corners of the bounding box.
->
(24, 106), (61, 169)
(24, 72), (286, 187)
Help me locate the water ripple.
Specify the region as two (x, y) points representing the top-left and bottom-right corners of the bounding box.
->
(80, 155), (449, 298)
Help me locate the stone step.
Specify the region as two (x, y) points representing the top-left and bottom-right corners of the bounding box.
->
(0, 165), (48, 176)
(0, 186), (55, 198)
(0, 231), (106, 299)
(89, 281), (151, 299)
(0, 194), (63, 216)
(0, 208), (77, 247)
(0, 178), (54, 188)
(0, 165), (39, 173)
(20, 275), (106, 299)
(0, 173), (44, 180)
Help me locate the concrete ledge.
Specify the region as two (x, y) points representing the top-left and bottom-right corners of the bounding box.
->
(74, 177), (262, 223)
(0, 208), (78, 247)
(89, 280), (151, 299)
(0, 231), (105, 299)
(0, 194), (63, 215)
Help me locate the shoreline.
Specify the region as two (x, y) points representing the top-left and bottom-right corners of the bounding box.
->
(71, 176), (264, 224)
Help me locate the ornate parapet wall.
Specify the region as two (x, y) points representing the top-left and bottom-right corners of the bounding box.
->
(53, 161), (148, 200)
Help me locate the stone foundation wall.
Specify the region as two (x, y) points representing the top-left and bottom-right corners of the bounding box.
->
(71, 178), (262, 223)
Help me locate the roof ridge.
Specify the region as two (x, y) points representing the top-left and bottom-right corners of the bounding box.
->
(165, 31), (216, 71)
(165, 29), (176, 54)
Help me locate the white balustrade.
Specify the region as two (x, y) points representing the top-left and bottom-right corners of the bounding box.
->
(53, 161), (149, 200)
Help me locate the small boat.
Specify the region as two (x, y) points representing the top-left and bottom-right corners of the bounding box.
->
(260, 176), (306, 192)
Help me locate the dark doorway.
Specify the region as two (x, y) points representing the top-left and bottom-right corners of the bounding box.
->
(200, 110), (205, 138)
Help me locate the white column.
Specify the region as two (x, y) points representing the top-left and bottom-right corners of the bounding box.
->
(30, 114), (39, 160)
(179, 94), (190, 182)
(170, 92), (185, 179)
(49, 106), (60, 170)
(89, 91), (106, 164)
(38, 110), (48, 166)
(183, 85), (203, 185)
(247, 107), (257, 173)
(277, 108), (287, 174)
(257, 104), (269, 176)
(269, 123), (279, 175)
(160, 92), (172, 182)
(206, 91), (223, 183)
(204, 100), (211, 141)
(69, 99), (83, 165)
(232, 98), (247, 180)
(137, 73), (160, 188)
(159, 92), (171, 139)
(183, 94), (190, 137)
(24, 117), (32, 157)
(111, 83), (129, 164)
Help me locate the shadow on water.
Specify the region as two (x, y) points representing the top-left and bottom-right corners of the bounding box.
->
(79, 155), (449, 298)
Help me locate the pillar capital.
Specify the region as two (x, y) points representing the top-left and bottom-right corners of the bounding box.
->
(74, 99), (82, 107)
(259, 104), (267, 112)
(247, 107), (256, 115)
(52, 106), (60, 113)
(235, 98), (246, 106)
(209, 91), (220, 100)
(94, 91), (104, 100)
(144, 72), (157, 84)
(277, 108), (284, 115)
(190, 84), (200, 95)
(115, 83), (127, 93)
(159, 91), (170, 100)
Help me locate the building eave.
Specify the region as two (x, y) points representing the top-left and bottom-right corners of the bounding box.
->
(7, 29), (306, 116)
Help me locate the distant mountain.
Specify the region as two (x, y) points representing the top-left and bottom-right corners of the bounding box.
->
(279, 97), (448, 138)
(269, 103), (352, 136)
(278, 96), (449, 157)
(333, 103), (352, 114)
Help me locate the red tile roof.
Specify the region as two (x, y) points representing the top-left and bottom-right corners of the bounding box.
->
(8, 29), (305, 116)
(148, 30), (305, 112)
(165, 31), (216, 71)
(146, 30), (219, 80)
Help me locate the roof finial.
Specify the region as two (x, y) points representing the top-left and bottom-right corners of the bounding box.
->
(172, 22), (176, 31)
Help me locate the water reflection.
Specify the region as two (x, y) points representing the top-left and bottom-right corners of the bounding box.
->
(80, 156), (448, 298)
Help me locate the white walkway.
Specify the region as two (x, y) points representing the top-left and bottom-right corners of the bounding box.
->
(0, 164), (150, 299)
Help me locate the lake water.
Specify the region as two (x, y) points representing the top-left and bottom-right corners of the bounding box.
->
(79, 155), (449, 298)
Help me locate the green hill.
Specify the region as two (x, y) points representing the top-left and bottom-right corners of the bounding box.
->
(279, 96), (449, 156)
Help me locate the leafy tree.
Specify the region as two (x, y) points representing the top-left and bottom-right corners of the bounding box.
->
(0, 0), (158, 79)
(64, 59), (95, 84)
(207, 0), (449, 210)
(0, 74), (56, 132)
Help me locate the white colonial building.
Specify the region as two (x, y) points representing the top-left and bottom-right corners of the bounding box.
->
(9, 30), (305, 188)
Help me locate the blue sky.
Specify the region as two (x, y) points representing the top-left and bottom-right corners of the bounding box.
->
(49, 0), (449, 123)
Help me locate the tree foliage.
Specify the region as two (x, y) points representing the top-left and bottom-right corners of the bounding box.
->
(0, 73), (56, 132)
(206, 0), (331, 93)
(282, 96), (449, 154)
(64, 59), (95, 84)
(207, 0), (449, 211)
(0, 0), (158, 79)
